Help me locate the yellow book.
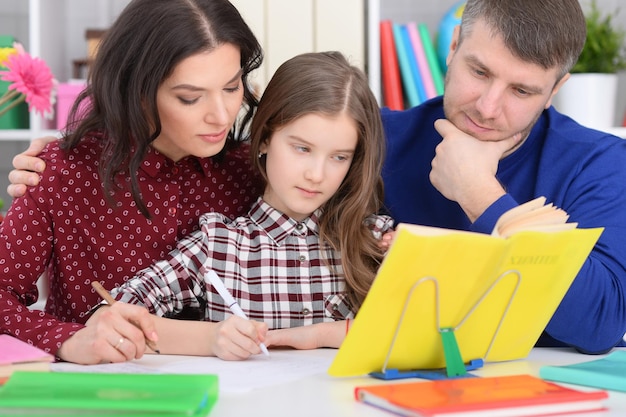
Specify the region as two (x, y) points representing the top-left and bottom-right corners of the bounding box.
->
(328, 198), (602, 377)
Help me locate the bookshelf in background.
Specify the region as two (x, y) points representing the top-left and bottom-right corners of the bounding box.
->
(380, 20), (444, 110)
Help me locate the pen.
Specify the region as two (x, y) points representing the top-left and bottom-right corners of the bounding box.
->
(91, 281), (161, 354)
(206, 269), (270, 357)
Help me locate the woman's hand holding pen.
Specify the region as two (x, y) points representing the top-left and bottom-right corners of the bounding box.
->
(56, 302), (158, 365)
(210, 316), (268, 361)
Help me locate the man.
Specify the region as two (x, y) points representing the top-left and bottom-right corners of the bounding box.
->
(8, 0), (626, 354)
(381, 0), (626, 354)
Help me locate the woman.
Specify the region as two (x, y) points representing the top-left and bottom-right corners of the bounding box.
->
(0, 0), (263, 364)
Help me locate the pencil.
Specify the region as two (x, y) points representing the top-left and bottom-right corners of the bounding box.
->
(91, 281), (160, 354)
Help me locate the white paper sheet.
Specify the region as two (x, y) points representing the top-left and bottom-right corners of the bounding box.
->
(52, 349), (336, 393)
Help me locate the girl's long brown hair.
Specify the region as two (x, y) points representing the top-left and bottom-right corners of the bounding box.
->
(250, 51), (386, 311)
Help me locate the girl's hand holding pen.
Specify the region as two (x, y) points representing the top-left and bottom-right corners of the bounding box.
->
(205, 269), (270, 357)
(211, 315), (268, 361)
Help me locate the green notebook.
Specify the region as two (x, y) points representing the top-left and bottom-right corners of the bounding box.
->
(0, 371), (218, 416)
(540, 350), (626, 392)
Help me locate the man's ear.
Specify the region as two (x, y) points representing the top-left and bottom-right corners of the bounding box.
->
(546, 73), (571, 109)
(446, 25), (461, 66)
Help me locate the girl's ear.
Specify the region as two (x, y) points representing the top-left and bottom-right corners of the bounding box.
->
(259, 140), (269, 155)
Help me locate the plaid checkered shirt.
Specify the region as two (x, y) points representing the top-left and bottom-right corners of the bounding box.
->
(112, 197), (394, 328)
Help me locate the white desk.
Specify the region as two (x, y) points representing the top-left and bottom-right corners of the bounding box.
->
(53, 347), (625, 416)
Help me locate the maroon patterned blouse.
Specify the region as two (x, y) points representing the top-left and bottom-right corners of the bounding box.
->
(0, 136), (261, 355)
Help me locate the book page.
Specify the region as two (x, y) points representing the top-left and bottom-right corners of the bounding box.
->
(497, 207), (570, 238)
(492, 197), (574, 238)
(397, 197), (573, 240)
(492, 196), (546, 232)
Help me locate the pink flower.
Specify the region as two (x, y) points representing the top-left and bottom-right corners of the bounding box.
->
(0, 43), (55, 118)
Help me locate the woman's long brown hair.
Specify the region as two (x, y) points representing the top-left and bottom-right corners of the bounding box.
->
(63, 0), (263, 218)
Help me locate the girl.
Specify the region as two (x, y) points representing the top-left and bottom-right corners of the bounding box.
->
(104, 51), (394, 360)
(0, 0), (263, 364)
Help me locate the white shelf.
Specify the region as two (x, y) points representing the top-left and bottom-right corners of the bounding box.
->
(367, 0), (381, 103)
(0, 130), (58, 142)
(0, 130), (33, 141)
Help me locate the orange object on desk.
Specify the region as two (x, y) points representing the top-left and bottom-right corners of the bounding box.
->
(355, 374), (609, 417)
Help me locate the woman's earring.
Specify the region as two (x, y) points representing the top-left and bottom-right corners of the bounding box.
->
(258, 152), (264, 158)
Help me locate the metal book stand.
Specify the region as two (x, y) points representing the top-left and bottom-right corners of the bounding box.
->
(369, 270), (522, 381)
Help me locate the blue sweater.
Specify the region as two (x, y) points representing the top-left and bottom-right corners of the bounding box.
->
(381, 96), (626, 354)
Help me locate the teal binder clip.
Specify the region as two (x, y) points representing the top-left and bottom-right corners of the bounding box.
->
(369, 272), (521, 381)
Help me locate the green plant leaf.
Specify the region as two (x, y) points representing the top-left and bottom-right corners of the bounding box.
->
(572, 0), (626, 73)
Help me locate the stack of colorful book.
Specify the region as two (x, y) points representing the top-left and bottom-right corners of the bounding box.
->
(380, 20), (445, 110)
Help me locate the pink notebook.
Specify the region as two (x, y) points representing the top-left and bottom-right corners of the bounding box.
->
(0, 334), (53, 378)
